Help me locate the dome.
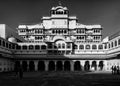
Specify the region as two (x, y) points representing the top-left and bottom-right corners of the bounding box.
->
(8, 37), (17, 43)
(51, 6), (68, 11)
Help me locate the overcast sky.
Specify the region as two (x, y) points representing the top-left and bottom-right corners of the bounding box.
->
(0, 0), (120, 38)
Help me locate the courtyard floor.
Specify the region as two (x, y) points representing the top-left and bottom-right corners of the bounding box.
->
(0, 71), (120, 86)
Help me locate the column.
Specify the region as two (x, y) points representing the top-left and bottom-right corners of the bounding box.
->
(61, 61), (64, 71)
(96, 61), (99, 71)
(70, 61), (74, 71)
(27, 61), (29, 71)
(55, 61), (57, 71)
(63, 61), (64, 71)
(20, 61), (22, 66)
(81, 60), (85, 71)
(34, 61), (38, 71)
(45, 61), (49, 71)
(103, 60), (107, 71)
(89, 61), (92, 71)
(55, 61), (56, 71)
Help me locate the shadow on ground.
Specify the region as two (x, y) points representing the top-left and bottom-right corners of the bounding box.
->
(0, 71), (120, 86)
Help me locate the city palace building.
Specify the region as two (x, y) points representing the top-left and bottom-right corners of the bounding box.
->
(0, 4), (120, 72)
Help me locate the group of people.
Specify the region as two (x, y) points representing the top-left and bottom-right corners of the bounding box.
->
(111, 65), (120, 75)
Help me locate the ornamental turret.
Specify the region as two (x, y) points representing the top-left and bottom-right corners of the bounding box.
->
(50, 3), (69, 18)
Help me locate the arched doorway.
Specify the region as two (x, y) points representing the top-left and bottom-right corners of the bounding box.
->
(98, 61), (104, 70)
(29, 61), (35, 71)
(56, 61), (63, 71)
(64, 61), (71, 71)
(22, 61), (28, 71)
(38, 61), (45, 71)
(74, 61), (81, 71)
(91, 61), (97, 71)
(84, 61), (90, 71)
(48, 61), (55, 71)
(14, 61), (20, 72)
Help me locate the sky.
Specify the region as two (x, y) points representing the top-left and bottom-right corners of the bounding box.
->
(0, 0), (120, 38)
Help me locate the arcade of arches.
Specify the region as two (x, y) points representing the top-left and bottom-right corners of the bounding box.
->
(14, 60), (104, 72)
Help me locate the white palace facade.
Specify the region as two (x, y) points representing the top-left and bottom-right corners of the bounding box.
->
(0, 5), (120, 72)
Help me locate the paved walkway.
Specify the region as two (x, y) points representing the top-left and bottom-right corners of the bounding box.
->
(0, 71), (120, 86)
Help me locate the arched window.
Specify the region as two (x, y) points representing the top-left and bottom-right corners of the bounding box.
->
(29, 45), (34, 50)
(86, 45), (90, 49)
(48, 43), (52, 49)
(56, 11), (59, 14)
(58, 43), (61, 48)
(115, 40), (117, 46)
(62, 43), (65, 48)
(58, 30), (60, 34)
(6, 42), (9, 48)
(98, 45), (103, 49)
(118, 39), (120, 45)
(67, 43), (71, 48)
(77, 36), (79, 39)
(104, 43), (107, 49)
(57, 11), (63, 14)
(64, 10), (68, 14)
(111, 42), (114, 47)
(92, 45), (97, 49)
(60, 30), (62, 34)
(52, 30), (55, 34)
(79, 45), (84, 49)
(51, 10), (55, 14)
(2, 41), (5, 47)
(76, 29), (78, 33)
(16, 45), (21, 50)
(74, 44), (78, 49)
(54, 45), (57, 49)
(35, 45), (40, 50)
(61, 11), (63, 14)
(12, 44), (15, 49)
(108, 43), (110, 48)
(64, 30), (67, 33)
(22, 45), (27, 50)
(9, 44), (12, 49)
(41, 45), (46, 50)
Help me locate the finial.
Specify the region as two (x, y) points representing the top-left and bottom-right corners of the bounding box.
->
(58, 1), (62, 6)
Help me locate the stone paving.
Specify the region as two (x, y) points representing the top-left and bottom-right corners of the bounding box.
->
(0, 71), (120, 86)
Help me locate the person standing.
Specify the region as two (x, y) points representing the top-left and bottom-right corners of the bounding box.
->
(113, 66), (117, 74)
(117, 66), (119, 75)
(111, 66), (114, 74)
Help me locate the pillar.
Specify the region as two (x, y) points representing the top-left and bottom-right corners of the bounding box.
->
(20, 61), (22, 66)
(89, 61), (92, 71)
(34, 61), (38, 71)
(62, 61), (64, 71)
(96, 61), (99, 71)
(54, 61), (56, 71)
(63, 61), (64, 71)
(45, 61), (48, 71)
(27, 61), (29, 71)
(81, 60), (85, 71)
(70, 61), (74, 71)
(103, 60), (107, 71)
